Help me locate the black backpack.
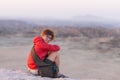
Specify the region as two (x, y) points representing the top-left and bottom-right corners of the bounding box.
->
(31, 46), (59, 78)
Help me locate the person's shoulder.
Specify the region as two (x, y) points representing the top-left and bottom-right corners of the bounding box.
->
(33, 36), (43, 41)
(34, 36), (41, 39)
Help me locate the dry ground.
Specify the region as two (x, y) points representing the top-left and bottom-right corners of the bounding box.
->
(0, 37), (120, 80)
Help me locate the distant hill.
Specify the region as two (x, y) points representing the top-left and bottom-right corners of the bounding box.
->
(22, 15), (120, 28)
(71, 14), (120, 28)
(0, 19), (120, 38)
(0, 20), (34, 37)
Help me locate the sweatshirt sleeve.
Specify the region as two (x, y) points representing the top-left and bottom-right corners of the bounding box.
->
(33, 36), (60, 51)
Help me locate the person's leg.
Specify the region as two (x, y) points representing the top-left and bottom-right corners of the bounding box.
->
(28, 68), (38, 75)
(47, 52), (60, 68)
(47, 52), (68, 78)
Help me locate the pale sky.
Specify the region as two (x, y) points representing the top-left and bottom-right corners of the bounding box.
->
(0, 0), (120, 20)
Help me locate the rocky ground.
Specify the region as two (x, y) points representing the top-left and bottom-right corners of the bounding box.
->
(0, 37), (120, 80)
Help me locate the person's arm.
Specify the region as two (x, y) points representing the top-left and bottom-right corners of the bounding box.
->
(34, 36), (60, 51)
(40, 42), (60, 51)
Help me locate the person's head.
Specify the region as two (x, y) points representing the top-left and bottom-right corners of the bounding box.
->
(40, 29), (55, 43)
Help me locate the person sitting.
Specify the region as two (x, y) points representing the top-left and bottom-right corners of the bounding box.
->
(27, 29), (67, 78)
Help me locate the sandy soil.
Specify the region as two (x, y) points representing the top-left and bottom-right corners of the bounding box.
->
(0, 37), (120, 80)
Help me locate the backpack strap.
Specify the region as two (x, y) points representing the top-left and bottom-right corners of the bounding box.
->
(31, 46), (50, 67)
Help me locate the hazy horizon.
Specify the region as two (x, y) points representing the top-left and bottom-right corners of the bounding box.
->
(0, 0), (120, 21)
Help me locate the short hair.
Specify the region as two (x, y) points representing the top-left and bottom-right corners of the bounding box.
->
(41, 29), (54, 40)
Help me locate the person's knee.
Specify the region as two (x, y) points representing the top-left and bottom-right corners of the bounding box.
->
(49, 51), (59, 57)
(48, 51), (59, 61)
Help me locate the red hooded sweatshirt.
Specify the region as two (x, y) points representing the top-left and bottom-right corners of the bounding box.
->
(27, 36), (60, 69)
